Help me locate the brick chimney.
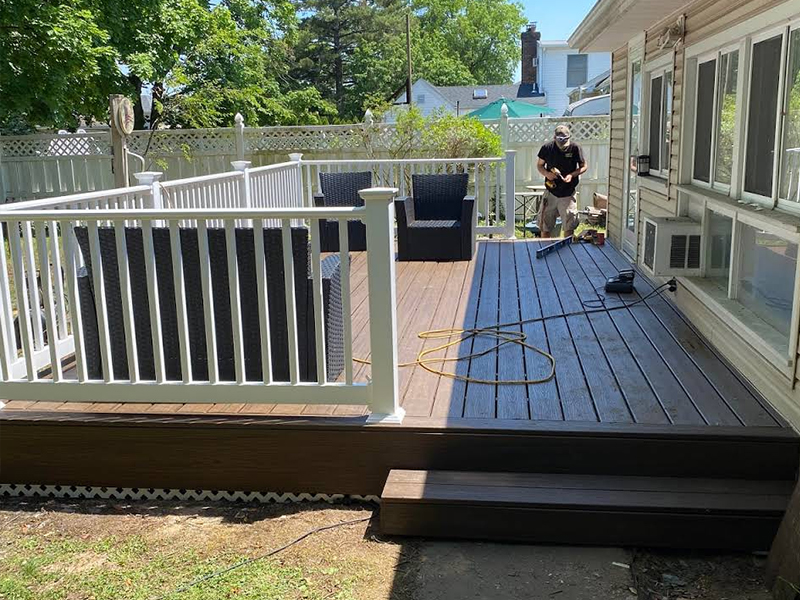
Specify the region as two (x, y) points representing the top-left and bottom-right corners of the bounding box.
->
(521, 23), (540, 87)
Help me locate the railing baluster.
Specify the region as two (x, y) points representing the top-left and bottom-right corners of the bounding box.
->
(49, 220), (67, 339)
(310, 217), (327, 384)
(0, 221), (17, 371)
(87, 221), (114, 382)
(9, 221), (36, 380)
(225, 220), (246, 383)
(61, 220), (87, 382)
(114, 220), (139, 382)
(142, 220), (166, 383)
(281, 219), (300, 384)
(169, 220), (192, 383)
(21, 222), (44, 350)
(338, 219), (352, 384)
(252, 218), (273, 384)
(197, 220), (219, 384)
(36, 222), (62, 381)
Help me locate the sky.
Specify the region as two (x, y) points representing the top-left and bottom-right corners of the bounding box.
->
(518, 0), (598, 42)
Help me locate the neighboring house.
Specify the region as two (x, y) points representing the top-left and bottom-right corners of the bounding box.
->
(570, 0), (800, 428)
(538, 41), (611, 115)
(388, 79), (547, 120)
(387, 23), (610, 120)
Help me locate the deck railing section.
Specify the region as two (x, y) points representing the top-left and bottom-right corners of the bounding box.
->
(0, 171), (403, 422)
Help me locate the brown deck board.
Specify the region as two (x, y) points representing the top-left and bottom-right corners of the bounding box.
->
(3, 240), (784, 429)
(514, 242), (561, 420)
(496, 242), (529, 419)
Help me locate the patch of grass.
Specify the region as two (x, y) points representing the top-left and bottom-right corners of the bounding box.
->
(0, 532), (356, 600)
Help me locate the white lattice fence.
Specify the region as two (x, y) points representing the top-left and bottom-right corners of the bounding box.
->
(127, 128), (240, 180)
(0, 132), (113, 203)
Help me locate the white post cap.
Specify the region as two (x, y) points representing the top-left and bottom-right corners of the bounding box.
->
(288, 153), (303, 162)
(231, 160), (251, 171)
(133, 171), (163, 185)
(358, 187), (399, 201)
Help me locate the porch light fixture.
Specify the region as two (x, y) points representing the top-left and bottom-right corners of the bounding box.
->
(140, 91), (153, 129)
(637, 155), (650, 176)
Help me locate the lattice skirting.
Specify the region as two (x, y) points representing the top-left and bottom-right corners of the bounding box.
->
(0, 484), (379, 504)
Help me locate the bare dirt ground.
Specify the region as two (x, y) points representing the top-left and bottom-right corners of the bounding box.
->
(0, 498), (775, 600)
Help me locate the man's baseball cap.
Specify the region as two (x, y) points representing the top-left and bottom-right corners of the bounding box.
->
(555, 124), (571, 139)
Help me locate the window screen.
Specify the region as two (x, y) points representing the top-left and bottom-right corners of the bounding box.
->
(744, 35), (783, 197)
(567, 54), (589, 87)
(693, 59), (716, 183)
(649, 76), (663, 172)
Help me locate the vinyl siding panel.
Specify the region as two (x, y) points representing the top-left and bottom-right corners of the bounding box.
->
(607, 46), (627, 245)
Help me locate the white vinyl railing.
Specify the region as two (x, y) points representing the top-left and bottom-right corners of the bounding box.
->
(0, 176), (404, 422)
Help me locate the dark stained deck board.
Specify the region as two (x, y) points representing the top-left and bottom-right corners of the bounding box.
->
(531, 242), (597, 421)
(566, 244), (669, 424)
(584, 245), (745, 426)
(4, 240), (786, 429)
(513, 242), (561, 420)
(496, 242), (529, 419)
(430, 246), (485, 418)
(588, 244), (780, 428)
(548, 243), (633, 423)
(464, 241), (501, 418)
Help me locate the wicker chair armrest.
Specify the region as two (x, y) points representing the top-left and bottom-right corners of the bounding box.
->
(460, 196), (476, 226)
(394, 196), (415, 225)
(318, 254), (342, 281)
(313, 193), (325, 207)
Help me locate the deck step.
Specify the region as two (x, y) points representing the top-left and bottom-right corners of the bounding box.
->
(380, 470), (795, 550)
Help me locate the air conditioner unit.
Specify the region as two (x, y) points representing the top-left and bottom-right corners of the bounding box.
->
(641, 216), (702, 277)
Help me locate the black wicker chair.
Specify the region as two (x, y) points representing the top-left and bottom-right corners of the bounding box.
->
(395, 173), (476, 261)
(313, 171), (371, 252)
(74, 226), (344, 384)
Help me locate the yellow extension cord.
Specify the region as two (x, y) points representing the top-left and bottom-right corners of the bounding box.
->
(353, 326), (556, 385)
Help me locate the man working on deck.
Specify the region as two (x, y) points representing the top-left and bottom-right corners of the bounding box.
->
(536, 124), (588, 238)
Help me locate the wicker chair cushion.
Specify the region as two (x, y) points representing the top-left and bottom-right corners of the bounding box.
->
(319, 171), (372, 207)
(408, 220), (460, 229)
(411, 173), (469, 221)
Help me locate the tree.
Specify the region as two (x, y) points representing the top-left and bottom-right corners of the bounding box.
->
(0, 0), (120, 131)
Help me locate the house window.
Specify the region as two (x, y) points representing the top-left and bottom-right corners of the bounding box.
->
(416, 94), (426, 104)
(695, 207), (799, 360)
(567, 54), (589, 87)
(743, 34), (783, 199)
(713, 51), (739, 187)
(736, 224), (797, 342)
(693, 58), (716, 183)
(647, 67), (673, 176)
(779, 29), (800, 203)
(690, 49), (740, 190)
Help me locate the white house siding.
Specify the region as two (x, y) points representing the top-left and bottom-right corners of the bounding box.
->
(540, 44), (611, 115)
(386, 80), (454, 122)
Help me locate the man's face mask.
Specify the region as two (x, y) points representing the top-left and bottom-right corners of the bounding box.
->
(555, 134), (570, 149)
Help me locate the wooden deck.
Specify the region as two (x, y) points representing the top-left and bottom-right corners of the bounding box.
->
(2, 239), (784, 427)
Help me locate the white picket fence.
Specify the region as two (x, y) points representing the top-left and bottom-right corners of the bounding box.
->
(0, 153), (515, 420)
(0, 115), (608, 209)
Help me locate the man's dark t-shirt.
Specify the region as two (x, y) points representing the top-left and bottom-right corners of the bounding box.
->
(538, 141), (586, 197)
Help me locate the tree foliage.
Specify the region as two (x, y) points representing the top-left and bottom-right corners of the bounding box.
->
(0, 0), (526, 130)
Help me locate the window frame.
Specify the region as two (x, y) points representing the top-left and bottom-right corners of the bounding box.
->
(740, 25), (790, 207)
(777, 22), (800, 211)
(643, 55), (673, 179)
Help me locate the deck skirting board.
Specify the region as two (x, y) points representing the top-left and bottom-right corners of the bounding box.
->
(0, 483), (379, 504)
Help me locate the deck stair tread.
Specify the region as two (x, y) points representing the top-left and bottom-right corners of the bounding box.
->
(380, 469), (795, 550)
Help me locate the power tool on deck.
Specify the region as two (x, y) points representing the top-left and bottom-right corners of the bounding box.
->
(604, 269), (635, 294)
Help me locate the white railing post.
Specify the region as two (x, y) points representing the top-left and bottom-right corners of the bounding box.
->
(289, 153), (305, 207)
(359, 186), (404, 424)
(231, 160), (252, 207)
(500, 103), (510, 150)
(134, 171), (163, 227)
(504, 150), (516, 238)
(133, 171), (163, 209)
(234, 113), (245, 161)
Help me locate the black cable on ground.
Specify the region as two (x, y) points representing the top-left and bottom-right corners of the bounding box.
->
(147, 514), (374, 600)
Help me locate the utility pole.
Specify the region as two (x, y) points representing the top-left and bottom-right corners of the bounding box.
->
(406, 13), (413, 106)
